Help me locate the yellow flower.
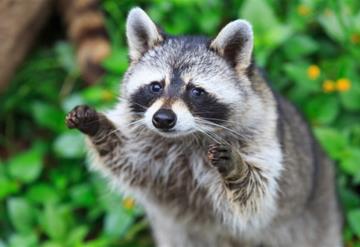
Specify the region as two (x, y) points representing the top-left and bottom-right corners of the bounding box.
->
(351, 33), (360, 44)
(336, 78), (351, 92)
(123, 197), (135, 210)
(297, 4), (311, 16)
(307, 65), (320, 80)
(322, 80), (335, 93)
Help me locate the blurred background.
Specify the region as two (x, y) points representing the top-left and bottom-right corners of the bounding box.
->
(0, 0), (359, 246)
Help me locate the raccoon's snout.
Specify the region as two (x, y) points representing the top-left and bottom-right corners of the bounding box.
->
(152, 109), (177, 130)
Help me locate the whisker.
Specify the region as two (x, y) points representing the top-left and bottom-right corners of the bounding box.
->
(104, 118), (145, 138)
(195, 125), (225, 144)
(117, 96), (148, 110)
(206, 130), (231, 145)
(194, 119), (246, 146)
(199, 130), (221, 144)
(195, 118), (245, 139)
(200, 117), (238, 125)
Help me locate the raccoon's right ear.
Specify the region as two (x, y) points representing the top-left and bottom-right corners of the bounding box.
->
(126, 7), (164, 61)
(210, 20), (253, 73)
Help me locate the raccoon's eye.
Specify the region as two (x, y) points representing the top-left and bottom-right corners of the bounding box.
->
(191, 87), (206, 97)
(149, 82), (163, 93)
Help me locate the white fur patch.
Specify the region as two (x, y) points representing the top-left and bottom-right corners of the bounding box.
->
(126, 65), (165, 95)
(190, 74), (243, 105)
(171, 100), (196, 133)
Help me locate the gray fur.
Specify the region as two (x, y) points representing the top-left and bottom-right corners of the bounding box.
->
(67, 7), (343, 247)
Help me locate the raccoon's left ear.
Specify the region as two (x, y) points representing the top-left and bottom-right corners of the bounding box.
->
(126, 7), (164, 61)
(210, 20), (253, 73)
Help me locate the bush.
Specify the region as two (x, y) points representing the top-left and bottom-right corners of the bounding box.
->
(1, 0), (359, 246)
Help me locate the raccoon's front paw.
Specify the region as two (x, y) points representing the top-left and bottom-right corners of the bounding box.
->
(208, 144), (233, 177)
(65, 105), (100, 136)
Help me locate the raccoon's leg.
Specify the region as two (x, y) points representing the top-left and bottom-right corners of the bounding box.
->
(207, 143), (273, 233)
(208, 143), (267, 205)
(208, 143), (267, 186)
(65, 105), (127, 171)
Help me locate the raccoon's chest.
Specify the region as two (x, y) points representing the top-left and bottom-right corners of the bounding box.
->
(126, 138), (216, 223)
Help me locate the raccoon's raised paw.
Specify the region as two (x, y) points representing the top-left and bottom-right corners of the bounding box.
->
(208, 144), (233, 176)
(65, 105), (100, 136)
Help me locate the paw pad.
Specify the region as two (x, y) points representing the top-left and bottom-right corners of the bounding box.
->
(65, 105), (99, 135)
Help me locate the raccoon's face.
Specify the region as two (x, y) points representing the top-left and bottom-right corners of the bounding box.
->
(122, 8), (254, 138)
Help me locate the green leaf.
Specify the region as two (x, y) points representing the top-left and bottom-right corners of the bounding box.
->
(318, 11), (346, 42)
(314, 127), (348, 159)
(81, 86), (116, 105)
(7, 143), (45, 183)
(0, 240), (6, 247)
(305, 95), (339, 125)
(0, 174), (20, 199)
(199, 11), (221, 34)
(7, 198), (35, 233)
(81, 238), (112, 247)
(55, 41), (77, 74)
(340, 82), (360, 110)
(66, 226), (88, 246)
(339, 187), (360, 211)
(32, 102), (66, 133)
(348, 209), (360, 237)
(102, 48), (128, 74)
(53, 131), (85, 158)
(240, 0), (292, 64)
(26, 183), (59, 204)
(41, 241), (63, 247)
(240, 0), (279, 32)
(70, 183), (96, 207)
(8, 233), (38, 247)
(283, 63), (319, 91)
(40, 204), (68, 241)
(283, 35), (318, 59)
(104, 207), (135, 238)
(340, 148), (360, 178)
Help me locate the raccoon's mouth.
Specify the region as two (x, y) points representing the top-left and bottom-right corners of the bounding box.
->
(159, 129), (175, 133)
(151, 128), (195, 138)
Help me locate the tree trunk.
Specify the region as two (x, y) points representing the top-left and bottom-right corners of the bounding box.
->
(0, 0), (54, 93)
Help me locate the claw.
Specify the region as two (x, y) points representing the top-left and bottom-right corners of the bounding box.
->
(65, 105), (100, 135)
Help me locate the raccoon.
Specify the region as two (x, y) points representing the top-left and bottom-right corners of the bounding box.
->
(66, 7), (343, 247)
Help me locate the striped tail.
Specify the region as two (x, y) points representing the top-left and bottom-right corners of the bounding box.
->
(58, 0), (110, 84)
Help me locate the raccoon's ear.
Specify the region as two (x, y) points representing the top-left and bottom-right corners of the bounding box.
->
(210, 20), (253, 73)
(126, 7), (164, 61)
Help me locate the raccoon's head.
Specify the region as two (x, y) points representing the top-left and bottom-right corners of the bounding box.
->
(121, 7), (258, 138)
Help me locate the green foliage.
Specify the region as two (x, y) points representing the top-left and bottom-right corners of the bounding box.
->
(0, 0), (359, 245)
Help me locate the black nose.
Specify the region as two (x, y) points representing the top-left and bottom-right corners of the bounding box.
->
(152, 109), (177, 130)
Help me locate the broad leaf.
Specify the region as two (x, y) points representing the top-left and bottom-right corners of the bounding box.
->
(7, 143), (45, 183)
(7, 198), (35, 233)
